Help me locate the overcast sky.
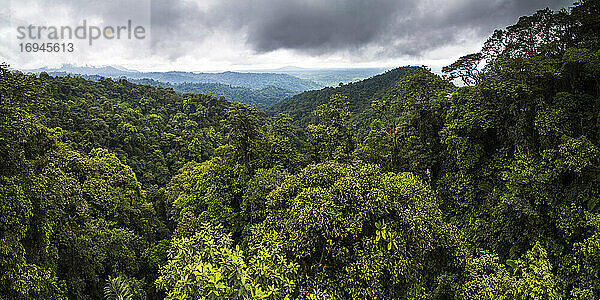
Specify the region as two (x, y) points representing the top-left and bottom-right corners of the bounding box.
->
(0, 0), (572, 72)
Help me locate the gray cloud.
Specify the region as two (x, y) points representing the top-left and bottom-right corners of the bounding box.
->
(147, 0), (571, 59)
(150, 0), (212, 50)
(2, 0), (574, 69)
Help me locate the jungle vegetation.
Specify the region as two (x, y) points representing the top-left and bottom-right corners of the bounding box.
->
(1, 1), (599, 299)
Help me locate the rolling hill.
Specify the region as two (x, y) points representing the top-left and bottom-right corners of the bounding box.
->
(28, 64), (323, 91)
(130, 78), (298, 108)
(249, 67), (390, 87)
(268, 66), (416, 126)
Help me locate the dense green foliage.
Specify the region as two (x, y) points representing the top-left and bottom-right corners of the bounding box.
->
(166, 82), (297, 108)
(269, 67), (413, 127)
(23, 75), (228, 188)
(2, 1), (600, 299)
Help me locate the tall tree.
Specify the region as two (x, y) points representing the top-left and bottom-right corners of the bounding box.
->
(225, 103), (262, 169)
(308, 94), (354, 162)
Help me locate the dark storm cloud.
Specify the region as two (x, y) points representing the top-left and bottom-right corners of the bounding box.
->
(107, 0), (569, 60)
(222, 0), (406, 52)
(149, 0), (215, 58)
(232, 0), (565, 55)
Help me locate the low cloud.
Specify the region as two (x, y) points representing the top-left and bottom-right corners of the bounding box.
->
(149, 0), (570, 58)
(1, 0), (572, 70)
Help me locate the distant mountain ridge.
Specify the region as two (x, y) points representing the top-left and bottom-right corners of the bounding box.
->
(268, 66), (415, 126)
(247, 67), (389, 87)
(130, 78), (297, 108)
(44, 73), (298, 108)
(28, 64), (323, 92)
(27, 65), (399, 108)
